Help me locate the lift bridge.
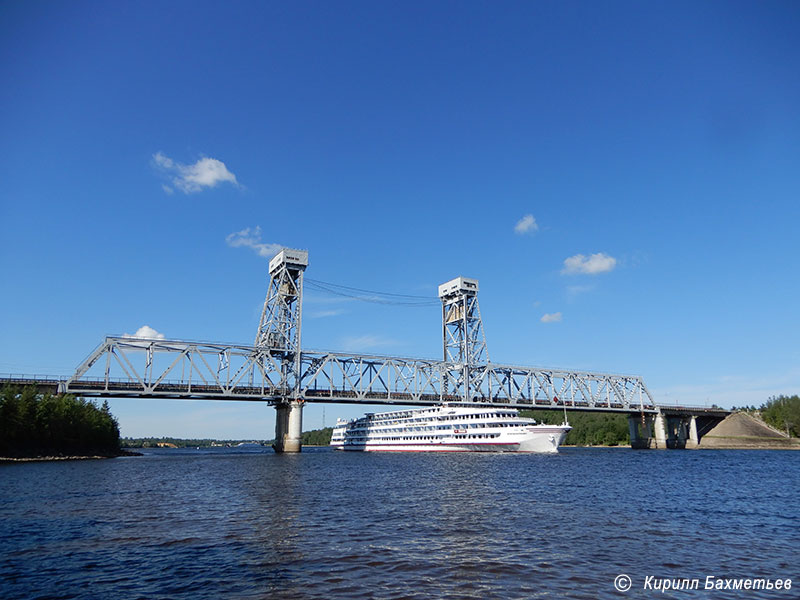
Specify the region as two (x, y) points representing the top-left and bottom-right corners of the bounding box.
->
(5, 248), (725, 451)
(34, 248), (661, 449)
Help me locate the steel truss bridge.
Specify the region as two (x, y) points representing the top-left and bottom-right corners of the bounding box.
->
(20, 336), (655, 412)
(4, 248), (657, 415)
(3, 247), (725, 451)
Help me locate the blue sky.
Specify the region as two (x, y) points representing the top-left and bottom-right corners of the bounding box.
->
(1, 1), (798, 439)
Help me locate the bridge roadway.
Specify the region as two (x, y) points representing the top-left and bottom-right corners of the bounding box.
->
(3, 373), (661, 411)
(0, 335), (728, 419)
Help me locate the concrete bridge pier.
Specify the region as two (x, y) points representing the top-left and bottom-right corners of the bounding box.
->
(654, 413), (698, 449)
(273, 400), (303, 453)
(666, 415), (701, 448)
(631, 411), (677, 449)
(631, 410), (726, 450)
(687, 416), (700, 448)
(671, 416), (688, 449)
(629, 414), (654, 449)
(653, 412), (669, 449)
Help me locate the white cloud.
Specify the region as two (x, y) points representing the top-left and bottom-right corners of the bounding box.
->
(562, 252), (617, 275)
(153, 152), (239, 194)
(540, 312), (562, 323)
(124, 325), (166, 340)
(514, 214), (539, 234)
(225, 226), (282, 258)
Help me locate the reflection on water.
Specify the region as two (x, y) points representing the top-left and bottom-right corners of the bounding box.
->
(1, 447), (798, 599)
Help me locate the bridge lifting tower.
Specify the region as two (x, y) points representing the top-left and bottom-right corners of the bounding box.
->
(439, 276), (489, 401)
(256, 248), (308, 453)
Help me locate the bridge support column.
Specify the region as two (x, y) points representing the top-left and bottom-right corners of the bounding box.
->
(653, 412), (668, 449)
(674, 417), (688, 449)
(686, 416), (700, 449)
(628, 415), (652, 449)
(273, 400), (303, 453)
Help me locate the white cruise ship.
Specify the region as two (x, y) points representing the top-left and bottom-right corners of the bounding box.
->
(330, 404), (571, 453)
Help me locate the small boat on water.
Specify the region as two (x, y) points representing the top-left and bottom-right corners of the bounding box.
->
(330, 403), (571, 453)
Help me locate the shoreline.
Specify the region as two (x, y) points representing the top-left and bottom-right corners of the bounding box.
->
(0, 450), (142, 463)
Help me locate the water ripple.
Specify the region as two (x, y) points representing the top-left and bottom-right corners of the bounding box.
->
(1, 448), (798, 599)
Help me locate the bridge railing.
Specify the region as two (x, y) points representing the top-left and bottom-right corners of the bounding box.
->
(1, 374), (67, 384)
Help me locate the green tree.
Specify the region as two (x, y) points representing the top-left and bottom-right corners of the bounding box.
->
(760, 395), (800, 437)
(519, 409), (630, 446)
(302, 427), (333, 445)
(0, 386), (121, 457)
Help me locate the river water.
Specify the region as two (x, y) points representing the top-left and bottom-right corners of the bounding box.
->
(1, 447), (798, 599)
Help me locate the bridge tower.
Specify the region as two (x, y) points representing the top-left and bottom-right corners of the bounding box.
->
(439, 276), (488, 401)
(256, 248), (308, 453)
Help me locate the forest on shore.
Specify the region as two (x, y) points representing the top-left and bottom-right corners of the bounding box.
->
(0, 386), (121, 458)
(519, 409), (630, 446)
(734, 395), (800, 438)
(302, 428), (334, 446)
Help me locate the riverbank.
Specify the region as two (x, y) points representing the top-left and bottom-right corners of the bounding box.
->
(698, 412), (800, 449)
(0, 450), (142, 463)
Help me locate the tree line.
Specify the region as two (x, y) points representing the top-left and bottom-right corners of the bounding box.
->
(734, 395), (800, 438)
(301, 427), (333, 446)
(0, 386), (121, 458)
(121, 437), (267, 448)
(519, 409), (630, 446)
